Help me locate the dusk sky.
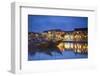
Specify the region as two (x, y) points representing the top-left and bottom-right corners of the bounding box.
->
(28, 15), (88, 33)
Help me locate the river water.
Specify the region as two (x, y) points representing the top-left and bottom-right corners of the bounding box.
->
(28, 42), (88, 61)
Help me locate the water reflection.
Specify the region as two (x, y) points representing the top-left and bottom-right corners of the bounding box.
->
(57, 42), (88, 54)
(28, 40), (88, 56)
(63, 42), (88, 54)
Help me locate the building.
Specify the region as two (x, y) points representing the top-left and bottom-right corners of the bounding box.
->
(43, 29), (65, 41)
(28, 32), (41, 41)
(73, 28), (88, 42)
(64, 31), (74, 41)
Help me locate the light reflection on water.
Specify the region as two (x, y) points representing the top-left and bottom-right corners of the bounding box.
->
(28, 42), (88, 60)
(64, 42), (88, 54)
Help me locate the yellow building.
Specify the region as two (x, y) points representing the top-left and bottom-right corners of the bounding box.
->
(64, 31), (74, 41)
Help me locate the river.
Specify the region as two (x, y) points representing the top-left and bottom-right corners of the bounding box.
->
(28, 42), (88, 61)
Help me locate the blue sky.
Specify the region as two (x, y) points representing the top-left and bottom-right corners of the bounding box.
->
(28, 15), (88, 33)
